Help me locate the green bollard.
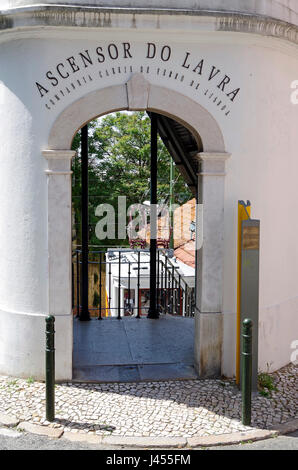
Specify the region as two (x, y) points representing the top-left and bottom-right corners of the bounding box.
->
(241, 318), (253, 426)
(45, 315), (55, 422)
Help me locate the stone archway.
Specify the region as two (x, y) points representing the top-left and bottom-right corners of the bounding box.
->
(48, 75), (225, 152)
(43, 74), (230, 378)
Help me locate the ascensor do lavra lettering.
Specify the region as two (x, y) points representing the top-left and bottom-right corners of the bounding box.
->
(35, 42), (240, 110)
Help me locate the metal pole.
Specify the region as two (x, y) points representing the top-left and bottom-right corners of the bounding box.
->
(71, 261), (74, 310)
(137, 251), (141, 318)
(157, 249), (160, 313)
(45, 315), (55, 422)
(118, 252), (121, 319)
(128, 261), (131, 316)
(171, 265), (175, 315)
(160, 260), (164, 313)
(241, 318), (253, 426)
(178, 273), (181, 315)
(76, 250), (80, 318)
(79, 125), (90, 321)
(148, 112), (159, 319)
(98, 253), (102, 320)
(164, 263), (167, 314)
(170, 157), (174, 249)
(108, 258), (112, 316)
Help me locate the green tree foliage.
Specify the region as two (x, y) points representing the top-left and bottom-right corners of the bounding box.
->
(72, 111), (191, 248)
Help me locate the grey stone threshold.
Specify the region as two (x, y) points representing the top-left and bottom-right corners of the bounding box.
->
(72, 362), (198, 383)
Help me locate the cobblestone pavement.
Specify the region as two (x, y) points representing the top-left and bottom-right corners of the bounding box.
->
(0, 364), (296, 438)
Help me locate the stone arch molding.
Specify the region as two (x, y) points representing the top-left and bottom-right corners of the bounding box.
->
(48, 73), (225, 153)
(44, 73), (229, 379)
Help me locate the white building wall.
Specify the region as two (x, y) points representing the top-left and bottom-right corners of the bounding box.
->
(0, 39), (73, 380)
(2, 1), (298, 27)
(221, 44), (298, 375)
(0, 15), (297, 378)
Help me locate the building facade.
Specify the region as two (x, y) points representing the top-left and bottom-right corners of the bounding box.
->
(0, 1), (298, 380)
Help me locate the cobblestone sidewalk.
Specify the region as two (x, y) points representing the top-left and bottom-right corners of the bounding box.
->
(0, 364), (296, 438)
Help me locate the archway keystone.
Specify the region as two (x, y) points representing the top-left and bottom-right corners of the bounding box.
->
(126, 73), (150, 110)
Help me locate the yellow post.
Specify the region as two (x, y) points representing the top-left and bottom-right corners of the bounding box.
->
(105, 290), (109, 317)
(236, 200), (251, 385)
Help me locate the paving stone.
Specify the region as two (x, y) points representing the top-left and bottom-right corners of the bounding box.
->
(63, 431), (103, 444)
(187, 429), (278, 447)
(270, 418), (298, 435)
(0, 427), (22, 438)
(102, 435), (187, 447)
(0, 363), (296, 441)
(0, 412), (19, 428)
(17, 421), (64, 438)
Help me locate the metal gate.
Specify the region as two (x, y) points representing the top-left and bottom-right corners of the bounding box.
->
(72, 248), (195, 319)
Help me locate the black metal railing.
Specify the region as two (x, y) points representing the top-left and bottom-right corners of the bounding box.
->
(72, 247), (195, 319)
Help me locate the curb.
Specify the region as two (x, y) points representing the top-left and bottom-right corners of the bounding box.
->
(62, 429), (277, 448)
(1, 412), (297, 447)
(0, 412), (20, 428)
(102, 435), (187, 448)
(269, 418), (298, 436)
(17, 421), (64, 439)
(186, 429), (277, 448)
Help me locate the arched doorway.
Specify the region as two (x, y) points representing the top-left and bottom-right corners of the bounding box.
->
(71, 109), (199, 381)
(43, 74), (230, 379)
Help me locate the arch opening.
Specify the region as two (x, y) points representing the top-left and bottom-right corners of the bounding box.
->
(71, 109), (200, 381)
(44, 78), (228, 380)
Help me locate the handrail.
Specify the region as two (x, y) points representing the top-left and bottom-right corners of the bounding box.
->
(72, 247), (195, 318)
